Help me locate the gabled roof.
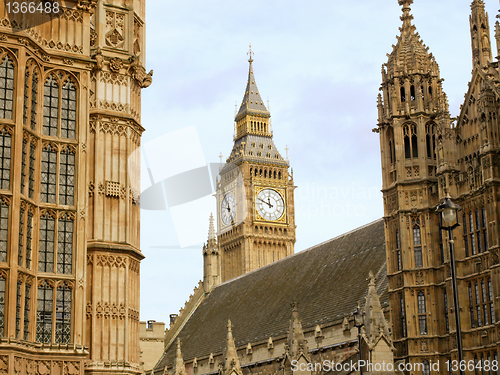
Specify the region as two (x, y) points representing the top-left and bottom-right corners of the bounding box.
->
(153, 219), (388, 374)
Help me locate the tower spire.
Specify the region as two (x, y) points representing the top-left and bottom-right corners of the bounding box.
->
(208, 212), (216, 241)
(234, 47), (270, 140)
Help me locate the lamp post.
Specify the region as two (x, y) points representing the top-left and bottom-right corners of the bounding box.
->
(352, 303), (365, 375)
(436, 196), (463, 375)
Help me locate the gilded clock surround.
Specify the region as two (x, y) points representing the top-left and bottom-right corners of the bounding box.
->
(254, 186), (286, 223)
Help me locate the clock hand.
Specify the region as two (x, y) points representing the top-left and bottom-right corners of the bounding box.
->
(258, 197), (272, 208)
(267, 197), (274, 208)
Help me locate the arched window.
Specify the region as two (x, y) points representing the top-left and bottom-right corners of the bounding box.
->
(422, 360), (430, 375)
(43, 73), (77, 139)
(0, 199), (9, 263)
(426, 124), (437, 159)
(0, 128), (12, 190)
(410, 85), (415, 101)
(0, 55), (15, 120)
(55, 283), (72, 343)
(413, 219), (422, 267)
(444, 289), (449, 333)
(403, 125), (411, 159)
(411, 125), (418, 158)
(396, 229), (401, 271)
(0, 275), (5, 336)
(36, 281), (53, 343)
(400, 293), (406, 338)
(387, 127), (395, 164)
(418, 292), (427, 335)
(23, 61), (39, 130)
(400, 87), (406, 102)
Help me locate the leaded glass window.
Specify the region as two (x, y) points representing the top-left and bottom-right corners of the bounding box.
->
(36, 281), (53, 343)
(28, 141), (36, 199)
(38, 213), (55, 272)
(43, 76), (59, 137)
(59, 148), (75, 206)
(20, 138), (27, 194)
(57, 215), (73, 274)
(26, 210), (33, 269)
(18, 207), (24, 266)
(60, 81), (76, 139)
(0, 56), (14, 120)
(0, 200), (7, 263)
(41, 146), (57, 203)
(30, 71), (38, 130)
(23, 70), (29, 126)
(418, 291), (427, 334)
(444, 289), (449, 333)
(0, 276), (5, 336)
(55, 283), (72, 343)
(0, 129), (11, 190)
(400, 294), (406, 338)
(15, 280), (21, 338)
(24, 282), (31, 340)
(413, 220), (423, 268)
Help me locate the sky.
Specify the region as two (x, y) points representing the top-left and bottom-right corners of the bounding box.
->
(138, 0), (500, 324)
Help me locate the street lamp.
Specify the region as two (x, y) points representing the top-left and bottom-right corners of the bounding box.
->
(436, 196), (463, 375)
(352, 303), (365, 375)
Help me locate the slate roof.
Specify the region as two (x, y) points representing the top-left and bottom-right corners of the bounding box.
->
(153, 219), (387, 374)
(235, 59), (270, 121)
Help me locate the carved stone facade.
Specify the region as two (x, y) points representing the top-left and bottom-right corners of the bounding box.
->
(377, 0), (500, 372)
(0, 1), (148, 374)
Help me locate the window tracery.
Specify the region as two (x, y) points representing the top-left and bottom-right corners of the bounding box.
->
(0, 55), (15, 120)
(43, 73), (77, 139)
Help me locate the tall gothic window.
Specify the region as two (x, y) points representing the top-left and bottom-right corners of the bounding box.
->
(469, 282), (475, 328)
(403, 124), (418, 159)
(0, 55), (15, 120)
(396, 228), (401, 271)
(482, 207), (488, 251)
(0, 275), (5, 336)
(426, 123), (436, 159)
(413, 219), (422, 267)
(38, 212), (74, 275)
(489, 278), (495, 324)
(470, 212), (476, 255)
(0, 128), (12, 190)
(422, 360), (430, 375)
(387, 127), (396, 165)
(0, 198), (8, 263)
(23, 61), (38, 130)
(15, 279), (21, 338)
(55, 283), (72, 343)
(24, 282), (31, 340)
(36, 281), (53, 343)
(59, 148), (75, 206)
(41, 145), (76, 206)
(463, 213), (469, 257)
(400, 293), (406, 338)
(29, 140), (36, 199)
(41, 146), (57, 203)
(38, 213), (55, 272)
(43, 74), (77, 139)
(21, 138), (27, 194)
(418, 291), (427, 335)
(57, 214), (73, 274)
(18, 205), (34, 270)
(444, 289), (449, 333)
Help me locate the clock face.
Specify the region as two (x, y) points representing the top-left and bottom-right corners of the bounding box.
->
(221, 192), (236, 225)
(256, 189), (285, 221)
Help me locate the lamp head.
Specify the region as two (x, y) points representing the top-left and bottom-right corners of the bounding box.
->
(436, 197), (461, 223)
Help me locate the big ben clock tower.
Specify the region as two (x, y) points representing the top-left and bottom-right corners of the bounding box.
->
(217, 51), (296, 282)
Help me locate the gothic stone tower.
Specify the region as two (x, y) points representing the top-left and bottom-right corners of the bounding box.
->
(376, 0), (452, 371)
(0, 1), (149, 374)
(216, 54), (295, 282)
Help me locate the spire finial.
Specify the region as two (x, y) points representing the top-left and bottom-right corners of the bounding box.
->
(247, 43), (253, 63)
(398, 0), (414, 32)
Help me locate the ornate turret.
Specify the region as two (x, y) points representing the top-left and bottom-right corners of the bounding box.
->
(203, 213), (220, 293)
(364, 272), (391, 343)
(470, 0), (493, 68)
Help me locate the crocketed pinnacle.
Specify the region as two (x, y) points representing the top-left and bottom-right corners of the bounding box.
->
(208, 213), (216, 241)
(224, 320), (242, 374)
(386, 0), (438, 77)
(235, 55), (270, 122)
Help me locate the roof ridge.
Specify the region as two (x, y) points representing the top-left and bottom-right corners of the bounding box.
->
(215, 218), (384, 288)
